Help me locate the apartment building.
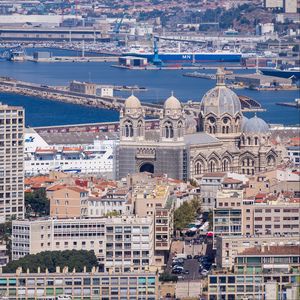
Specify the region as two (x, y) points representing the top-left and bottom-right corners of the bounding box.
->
(242, 200), (300, 236)
(215, 234), (300, 269)
(199, 172), (226, 211)
(0, 102), (24, 222)
(213, 189), (300, 239)
(208, 245), (300, 300)
(12, 216), (154, 273)
(0, 270), (158, 300)
(207, 273), (299, 300)
(47, 185), (89, 218)
(213, 189), (244, 237)
(234, 245), (300, 275)
(131, 181), (174, 267)
(88, 188), (131, 217)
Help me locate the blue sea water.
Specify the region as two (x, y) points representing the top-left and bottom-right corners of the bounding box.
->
(0, 57), (299, 126)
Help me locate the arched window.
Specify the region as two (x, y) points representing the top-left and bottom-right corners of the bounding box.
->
(137, 120), (143, 137)
(165, 126), (169, 138)
(241, 157), (255, 175)
(247, 137), (251, 145)
(222, 158), (230, 172)
(209, 160), (218, 172)
(195, 160), (204, 175)
(170, 126), (174, 138)
(241, 136), (245, 145)
(254, 137), (258, 145)
(267, 155), (276, 167)
(178, 121), (183, 137)
(124, 120), (133, 138)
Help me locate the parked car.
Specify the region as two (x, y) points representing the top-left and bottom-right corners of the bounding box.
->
(183, 270), (189, 275)
(187, 255), (193, 259)
(193, 255), (200, 259)
(201, 269), (209, 276)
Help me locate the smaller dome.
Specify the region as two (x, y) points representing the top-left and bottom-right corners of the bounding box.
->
(241, 116), (249, 130)
(124, 95), (141, 109)
(164, 95), (181, 110)
(243, 115), (270, 134)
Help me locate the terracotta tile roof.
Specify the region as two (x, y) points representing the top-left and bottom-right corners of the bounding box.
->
(203, 172), (226, 178)
(255, 193), (267, 199)
(67, 186), (88, 193)
(239, 245), (300, 256)
(25, 176), (54, 185)
(47, 184), (66, 192)
(223, 177), (242, 184)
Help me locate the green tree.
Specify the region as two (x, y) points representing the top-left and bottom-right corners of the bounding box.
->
(3, 250), (98, 273)
(173, 199), (200, 231)
(159, 272), (178, 282)
(0, 220), (12, 259)
(25, 188), (50, 217)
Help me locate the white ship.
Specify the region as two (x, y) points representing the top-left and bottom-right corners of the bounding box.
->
(24, 128), (118, 176)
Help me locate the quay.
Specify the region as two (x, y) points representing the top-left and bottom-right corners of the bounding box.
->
(27, 56), (119, 63)
(0, 77), (163, 116)
(0, 77), (264, 116)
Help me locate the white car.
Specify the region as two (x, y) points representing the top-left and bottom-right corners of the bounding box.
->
(201, 269), (209, 276)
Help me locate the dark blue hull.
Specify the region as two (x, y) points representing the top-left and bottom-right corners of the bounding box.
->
(260, 68), (300, 79)
(123, 52), (241, 63)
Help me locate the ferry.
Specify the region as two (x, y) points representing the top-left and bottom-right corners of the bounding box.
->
(8, 46), (26, 62)
(122, 50), (242, 63)
(260, 67), (300, 80)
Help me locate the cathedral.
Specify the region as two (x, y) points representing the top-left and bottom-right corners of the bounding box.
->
(116, 68), (281, 181)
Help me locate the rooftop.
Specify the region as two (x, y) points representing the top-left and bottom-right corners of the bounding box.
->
(239, 245), (300, 256)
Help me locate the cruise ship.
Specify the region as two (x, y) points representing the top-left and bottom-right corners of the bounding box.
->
(24, 128), (118, 176)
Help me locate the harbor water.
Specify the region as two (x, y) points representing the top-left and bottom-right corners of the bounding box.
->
(0, 57), (299, 127)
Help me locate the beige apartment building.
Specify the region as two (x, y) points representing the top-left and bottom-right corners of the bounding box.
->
(242, 200), (300, 236)
(0, 103), (24, 222)
(0, 270), (158, 300)
(132, 181), (174, 267)
(47, 185), (89, 218)
(12, 216), (155, 273)
(214, 188), (300, 240)
(215, 234), (300, 270)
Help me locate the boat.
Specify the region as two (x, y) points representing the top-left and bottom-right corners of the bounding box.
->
(122, 50), (242, 63)
(7, 46), (26, 62)
(259, 67), (300, 80)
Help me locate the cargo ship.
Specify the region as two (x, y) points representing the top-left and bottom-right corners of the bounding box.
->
(122, 51), (242, 63)
(260, 67), (300, 80)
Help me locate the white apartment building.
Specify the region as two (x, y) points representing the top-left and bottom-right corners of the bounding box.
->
(12, 216), (154, 273)
(88, 188), (131, 217)
(0, 102), (24, 222)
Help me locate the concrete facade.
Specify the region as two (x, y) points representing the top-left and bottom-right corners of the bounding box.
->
(0, 102), (24, 222)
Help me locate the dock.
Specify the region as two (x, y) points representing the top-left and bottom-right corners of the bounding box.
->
(27, 56), (119, 63)
(276, 102), (300, 109)
(0, 77), (265, 115)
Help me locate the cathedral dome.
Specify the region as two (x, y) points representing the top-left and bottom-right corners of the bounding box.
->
(164, 95), (182, 110)
(243, 115), (270, 134)
(200, 68), (241, 117)
(200, 86), (241, 116)
(124, 95), (142, 109)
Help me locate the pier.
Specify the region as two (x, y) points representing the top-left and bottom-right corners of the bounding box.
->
(0, 77), (265, 116)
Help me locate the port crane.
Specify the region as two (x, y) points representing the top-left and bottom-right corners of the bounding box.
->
(152, 36), (163, 66)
